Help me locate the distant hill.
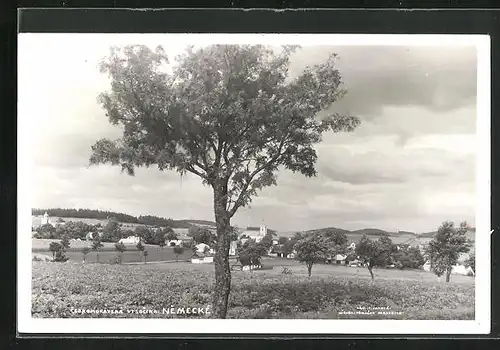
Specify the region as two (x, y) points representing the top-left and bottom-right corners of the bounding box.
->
(351, 228), (391, 236)
(300, 226), (476, 245)
(32, 208), (213, 229)
(177, 219), (216, 227)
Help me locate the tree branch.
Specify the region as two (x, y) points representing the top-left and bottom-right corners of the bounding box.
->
(227, 132), (290, 217)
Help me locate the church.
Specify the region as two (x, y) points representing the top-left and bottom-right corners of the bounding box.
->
(240, 224), (268, 243)
(32, 212), (58, 228)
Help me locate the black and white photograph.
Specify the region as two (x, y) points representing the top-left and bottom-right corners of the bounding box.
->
(17, 33), (490, 334)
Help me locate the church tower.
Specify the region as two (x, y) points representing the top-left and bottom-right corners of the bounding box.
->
(259, 221), (267, 237)
(42, 212), (49, 225)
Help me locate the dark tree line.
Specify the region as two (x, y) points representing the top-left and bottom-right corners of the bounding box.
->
(32, 208), (191, 228)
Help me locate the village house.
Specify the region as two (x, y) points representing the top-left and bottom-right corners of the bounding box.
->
(194, 242), (213, 254)
(118, 235), (141, 245)
(167, 239), (183, 247)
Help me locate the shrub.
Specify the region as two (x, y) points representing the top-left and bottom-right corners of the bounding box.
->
(173, 246), (184, 260)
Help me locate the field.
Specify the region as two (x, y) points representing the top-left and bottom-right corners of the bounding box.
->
(32, 257), (475, 319)
(32, 239), (192, 263)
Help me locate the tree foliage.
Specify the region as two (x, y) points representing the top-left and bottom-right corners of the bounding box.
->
(294, 234), (331, 276)
(60, 235), (71, 250)
(188, 225), (216, 245)
(425, 221), (472, 282)
(465, 251), (475, 273)
(355, 235), (395, 280)
(32, 208), (192, 228)
(81, 246), (91, 262)
(237, 238), (267, 268)
(49, 242), (62, 259)
(134, 226), (155, 244)
(114, 241), (127, 264)
(35, 223), (56, 239)
(91, 235), (104, 263)
(173, 245), (184, 260)
(90, 44), (359, 215)
(393, 246), (425, 270)
(101, 218), (122, 242)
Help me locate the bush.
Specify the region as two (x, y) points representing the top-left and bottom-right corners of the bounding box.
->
(53, 250), (69, 262)
(173, 246), (184, 260)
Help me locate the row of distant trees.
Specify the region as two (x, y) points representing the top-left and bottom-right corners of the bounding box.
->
(49, 234), (186, 264)
(34, 218), (180, 245)
(35, 217), (247, 248)
(291, 220), (473, 282)
(32, 208), (191, 228)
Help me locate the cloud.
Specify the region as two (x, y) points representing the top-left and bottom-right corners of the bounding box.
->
(21, 34), (478, 233)
(290, 45), (477, 116)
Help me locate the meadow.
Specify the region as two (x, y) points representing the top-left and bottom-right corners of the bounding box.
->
(32, 238), (190, 264)
(32, 257), (475, 320)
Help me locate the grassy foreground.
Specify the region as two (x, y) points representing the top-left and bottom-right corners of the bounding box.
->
(32, 260), (474, 320)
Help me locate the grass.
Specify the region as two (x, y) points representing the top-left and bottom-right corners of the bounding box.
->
(32, 258), (474, 320)
(32, 238), (191, 263)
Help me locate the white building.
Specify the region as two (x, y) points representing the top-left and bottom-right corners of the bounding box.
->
(38, 212), (57, 227)
(118, 235), (141, 244)
(240, 224), (268, 243)
(423, 261), (474, 276)
(195, 243), (212, 253)
(167, 239), (183, 247)
(229, 241), (237, 256)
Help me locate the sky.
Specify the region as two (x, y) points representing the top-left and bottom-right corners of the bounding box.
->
(18, 34), (479, 233)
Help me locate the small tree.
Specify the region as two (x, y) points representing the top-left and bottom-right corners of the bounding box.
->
(49, 242), (62, 259)
(237, 239), (267, 271)
(165, 230), (178, 242)
(82, 247), (90, 263)
(355, 235), (394, 280)
(136, 241), (145, 261)
(425, 221), (472, 282)
(36, 223), (56, 239)
(393, 246), (425, 270)
(60, 234), (71, 251)
(91, 236), (104, 263)
(135, 226), (155, 244)
(173, 245), (184, 261)
(114, 241), (127, 264)
(294, 235), (330, 277)
(188, 226), (215, 245)
(54, 249), (69, 262)
(278, 236), (288, 245)
(465, 251), (475, 274)
(158, 239), (166, 260)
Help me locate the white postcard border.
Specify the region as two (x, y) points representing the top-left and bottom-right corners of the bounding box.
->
(17, 33), (491, 334)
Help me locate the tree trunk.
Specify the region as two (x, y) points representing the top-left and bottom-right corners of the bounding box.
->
(307, 263), (313, 277)
(368, 266), (374, 280)
(96, 251), (99, 263)
(446, 268), (451, 282)
(212, 182), (232, 319)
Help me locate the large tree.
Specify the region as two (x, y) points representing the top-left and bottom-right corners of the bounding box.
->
(425, 221), (472, 282)
(90, 44), (359, 318)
